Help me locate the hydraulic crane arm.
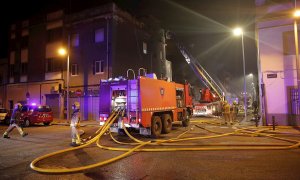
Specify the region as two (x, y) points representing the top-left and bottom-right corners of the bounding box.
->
(170, 33), (225, 100)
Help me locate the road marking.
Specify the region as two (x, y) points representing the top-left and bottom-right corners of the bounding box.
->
(219, 126), (229, 129)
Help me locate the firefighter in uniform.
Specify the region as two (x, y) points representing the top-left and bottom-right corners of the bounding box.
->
(3, 103), (28, 138)
(223, 101), (232, 125)
(70, 102), (82, 147)
(231, 101), (238, 122)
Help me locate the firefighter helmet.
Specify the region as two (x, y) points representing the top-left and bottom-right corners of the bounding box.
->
(72, 102), (80, 110)
(14, 103), (22, 110)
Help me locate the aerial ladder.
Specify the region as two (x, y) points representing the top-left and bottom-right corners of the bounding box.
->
(167, 32), (225, 101)
(166, 31), (226, 116)
(177, 43), (225, 101)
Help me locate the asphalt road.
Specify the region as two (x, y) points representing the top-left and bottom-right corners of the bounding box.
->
(0, 117), (300, 180)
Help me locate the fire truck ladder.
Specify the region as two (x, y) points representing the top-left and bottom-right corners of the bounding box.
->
(127, 69), (139, 122)
(176, 43), (225, 101)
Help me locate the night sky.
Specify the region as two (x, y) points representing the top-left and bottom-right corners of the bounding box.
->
(132, 0), (257, 95)
(0, 0), (257, 96)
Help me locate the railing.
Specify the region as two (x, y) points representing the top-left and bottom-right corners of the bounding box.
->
(290, 88), (300, 115)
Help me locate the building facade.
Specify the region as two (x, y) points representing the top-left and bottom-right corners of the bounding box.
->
(256, 0), (300, 125)
(0, 58), (8, 108)
(5, 3), (165, 120)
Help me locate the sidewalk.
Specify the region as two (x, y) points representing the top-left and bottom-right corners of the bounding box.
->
(237, 114), (257, 126)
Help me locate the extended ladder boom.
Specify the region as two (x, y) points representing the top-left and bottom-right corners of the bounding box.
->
(172, 36), (225, 100)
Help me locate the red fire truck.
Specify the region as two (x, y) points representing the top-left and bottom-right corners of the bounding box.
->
(193, 88), (223, 116)
(99, 72), (193, 138)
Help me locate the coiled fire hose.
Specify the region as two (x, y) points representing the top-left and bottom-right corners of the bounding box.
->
(30, 115), (300, 174)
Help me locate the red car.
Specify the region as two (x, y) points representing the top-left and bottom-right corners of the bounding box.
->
(20, 104), (53, 127)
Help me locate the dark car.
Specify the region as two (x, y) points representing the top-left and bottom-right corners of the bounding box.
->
(0, 108), (11, 125)
(20, 104), (53, 127)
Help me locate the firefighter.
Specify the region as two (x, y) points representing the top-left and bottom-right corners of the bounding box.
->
(3, 103), (28, 138)
(231, 101), (238, 122)
(70, 102), (82, 147)
(223, 101), (232, 125)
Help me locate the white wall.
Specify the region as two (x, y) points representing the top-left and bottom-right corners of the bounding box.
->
(258, 19), (298, 124)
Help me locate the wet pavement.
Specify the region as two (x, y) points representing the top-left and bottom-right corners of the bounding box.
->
(0, 115), (300, 180)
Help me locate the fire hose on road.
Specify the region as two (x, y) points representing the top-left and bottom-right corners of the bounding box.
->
(30, 114), (300, 174)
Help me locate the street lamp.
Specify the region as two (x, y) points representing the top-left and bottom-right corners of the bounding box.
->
(293, 9), (300, 104)
(233, 27), (247, 119)
(58, 47), (70, 122)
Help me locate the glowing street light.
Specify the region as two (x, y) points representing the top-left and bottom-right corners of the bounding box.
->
(58, 48), (67, 56)
(294, 9), (300, 18)
(233, 27), (243, 36)
(233, 27), (247, 119)
(58, 46), (70, 122)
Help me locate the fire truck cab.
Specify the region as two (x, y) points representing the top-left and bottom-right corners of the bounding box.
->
(99, 73), (193, 138)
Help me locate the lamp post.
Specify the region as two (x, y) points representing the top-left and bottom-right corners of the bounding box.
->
(233, 27), (247, 119)
(58, 45), (70, 122)
(294, 10), (300, 104)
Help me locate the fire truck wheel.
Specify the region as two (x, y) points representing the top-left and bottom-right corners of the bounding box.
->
(151, 116), (162, 138)
(182, 112), (190, 127)
(162, 114), (172, 134)
(43, 122), (50, 126)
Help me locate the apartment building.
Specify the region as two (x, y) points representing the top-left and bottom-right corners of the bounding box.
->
(0, 58), (8, 107)
(5, 3), (165, 120)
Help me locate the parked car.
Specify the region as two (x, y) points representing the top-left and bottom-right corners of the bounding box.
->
(0, 108), (11, 125)
(20, 104), (53, 127)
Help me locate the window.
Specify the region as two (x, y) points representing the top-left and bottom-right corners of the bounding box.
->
(22, 29), (29, 37)
(176, 89), (184, 108)
(21, 36), (29, 48)
(21, 49), (28, 62)
(71, 64), (78, 76)
(47, 28), (62, 42)
(71, 34), (79, 47)
(9, 65), (14, 77)
(34, 105), (51, 112)
(21, 63), (28, 75)
(46, 58), (62, 72)
(95, 60), (104, 74)
(143, 42), (147, 54)
(95, 28), (104, 43)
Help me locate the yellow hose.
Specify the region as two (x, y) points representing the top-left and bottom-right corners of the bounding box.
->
(30, 115), (300, 174)
(30, 110), (121, 173)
